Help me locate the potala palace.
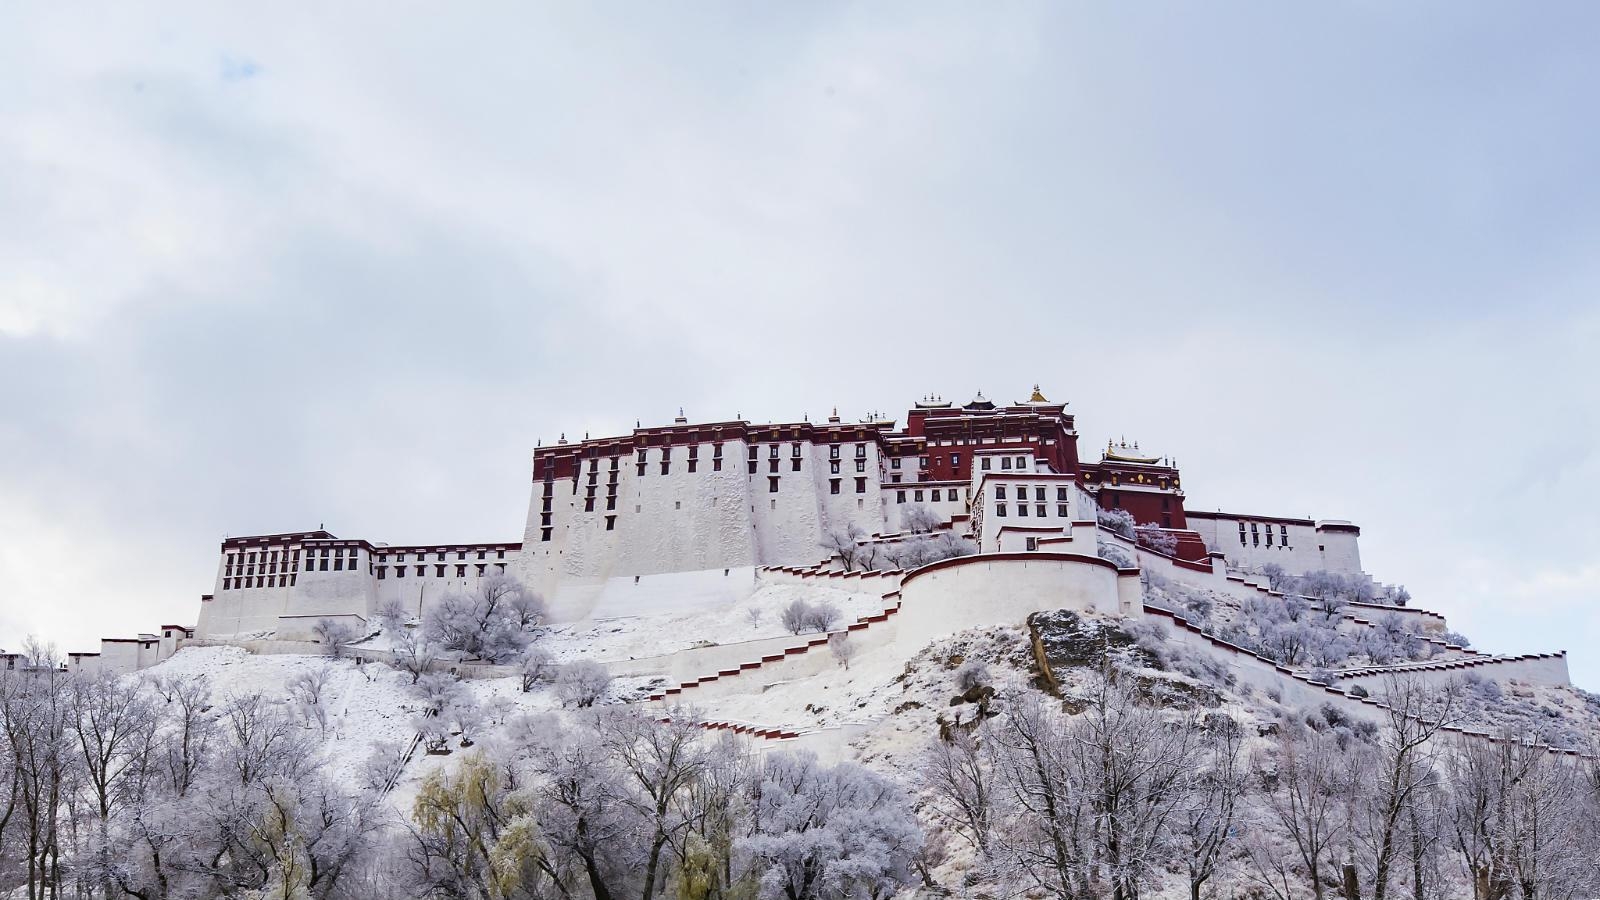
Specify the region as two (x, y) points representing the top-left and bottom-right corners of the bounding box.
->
(43, 386), (1571, 722)
(196, 386), (1362, 634)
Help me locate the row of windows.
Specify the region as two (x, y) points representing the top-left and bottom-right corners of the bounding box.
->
(222, 574), (298, 590)
(995, 485), (1071, 503)
(994, 504), (1071, 518)
(1240, 522), (1292, 548)
(895, 488), (963, 504)
(377, 562), (507, 580)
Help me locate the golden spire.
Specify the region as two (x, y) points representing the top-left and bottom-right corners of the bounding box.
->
(1029, 384), (1048, 403)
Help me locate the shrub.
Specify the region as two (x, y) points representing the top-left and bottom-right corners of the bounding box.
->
(953, 660), (990, 693)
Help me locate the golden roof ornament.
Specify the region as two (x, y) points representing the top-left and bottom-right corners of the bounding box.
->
(1029, 384), (1048, 403)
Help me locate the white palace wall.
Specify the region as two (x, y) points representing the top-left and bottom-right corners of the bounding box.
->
(1188, 514), (1363, 576)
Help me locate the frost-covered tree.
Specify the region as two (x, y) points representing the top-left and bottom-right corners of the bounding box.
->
(827, 632), (856, 669)
(424, 572), (545, 663)
(1097, 507), (1137, 539)
(287, 664), (334, 733)
(517, 645), (553, 693)
(901, 503), (942, 535)
(740, 751), (923, 900)
(889, 532), (976, 570)
(555, 660), (613, 708)
(312, 617), (357, 657)
(1134, 523), (1179, 556)
(801, 601), (842, 634)
(1177, 715), (1248, 900)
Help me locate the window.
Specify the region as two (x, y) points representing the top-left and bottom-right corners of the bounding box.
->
(891, 473), (902, 483)
(855, 477), (867, 493)
(1281, 525), (1289, 546)
(605, 516), (616, 531)
(1058, 504), (1070, 517)
(456, 565), (467, 577)
(896, 491), (906, 504)
(830, 460), (840, 474)
(829, 445), (840, 460)
(891, 458), (902, 469)
(792, 458), (802, 471)
(713, 443), (723, 458)
(748, 461), (758, 475)
(1001, 457), (1012, 470)
(395, 565), (407, 578)
(1034, 487), (1045, 502)
(856, 443), (867, 458)
(830, 478), (841, 495)
(1239, 522), (1247, 545)
(996, 503), (1008, 517)
(1057, 487), (1069, 501)
(376, 567), (387, 580)
(688, 445), (698, 459)
(919, 455), (930, 469)
(1266, 527), (1274, 546)
(436, 565), (446, 577)
(769, 444), (779, 458)
(688, 459), (698, 473)
(950, 453), (960, 467)
(996, 486), (1007, 499)
(1018, 503), (1029, 517)
(606, 496), (616, 510)
(792, 442), (802, 457)
(768, 476), (780, 493)
(855, 459), (866, 473)
(541, 528), (552, 542)
(497, 549), (505, 559)
(713, 458), (722, 471)
(768, 459), (779, 473)
(981, 458), (991, 471)
(1016, 456), (1026, 468)
(1026, 537), (1039, 551)
(477, 564), (487, 575)
(585, 498), (595, 512)
(914, 490), (924, 502)
(1250, 523), (1260, 546)
(748, 445), (759, 459)
(947, 489), (958, 501)
(1037, 505), (1047, 517)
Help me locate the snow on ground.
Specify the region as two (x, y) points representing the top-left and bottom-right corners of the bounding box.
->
(540, 582), (890, 663)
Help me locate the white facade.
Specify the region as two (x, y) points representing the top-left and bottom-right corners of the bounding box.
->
(1187, 512), (1363, 576)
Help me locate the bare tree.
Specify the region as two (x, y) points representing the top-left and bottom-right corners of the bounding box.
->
(1253, 726), (1349, 900)
(922, 727), (993, 855)
(287, 665), (335, 734)
(1356, 677), (1459, 900)
(820, 524), (868, 572)
(1177, 715), (1248, 900)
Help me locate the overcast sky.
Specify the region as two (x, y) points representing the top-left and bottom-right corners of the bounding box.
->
(2, 4), (1597, 684)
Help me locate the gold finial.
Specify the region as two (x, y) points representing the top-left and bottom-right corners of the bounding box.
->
(1029, 384), (1048, 403)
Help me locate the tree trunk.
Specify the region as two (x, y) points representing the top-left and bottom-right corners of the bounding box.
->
(1342, 862), (1361, 900)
